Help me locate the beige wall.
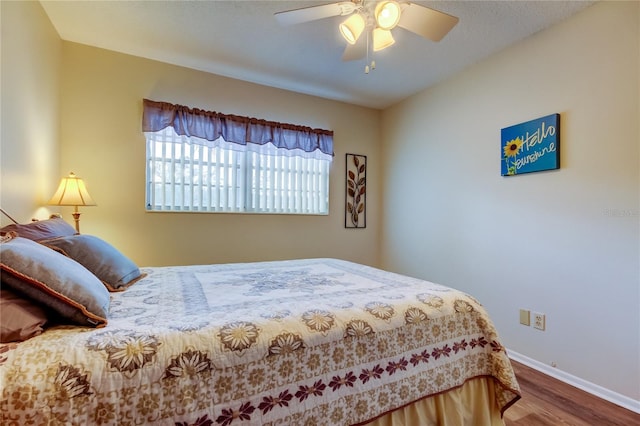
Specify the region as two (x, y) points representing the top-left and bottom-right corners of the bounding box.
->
(57, 43), (381, 267)
(1, 0), (61, 223)
(381, 1), (639, 401)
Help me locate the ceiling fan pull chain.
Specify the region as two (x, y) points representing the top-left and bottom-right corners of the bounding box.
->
(365, 28), (373, 74)
(365, 29), (369, 73)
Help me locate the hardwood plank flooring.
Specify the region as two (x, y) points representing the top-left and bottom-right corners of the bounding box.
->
(504, 360), (640, 426)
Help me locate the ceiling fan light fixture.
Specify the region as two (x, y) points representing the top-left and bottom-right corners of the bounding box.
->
(339, 13), (366, 44)
(372, 27), (395, 51)
(338, 2), (358, 16)
(374, 1), (401, 30)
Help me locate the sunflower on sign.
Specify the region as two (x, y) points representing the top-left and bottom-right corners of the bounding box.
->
(503, 137), (523, 175)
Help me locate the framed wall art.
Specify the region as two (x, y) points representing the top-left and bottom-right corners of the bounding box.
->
(501, 113), (560, 176)
(345, 153), (366, 228)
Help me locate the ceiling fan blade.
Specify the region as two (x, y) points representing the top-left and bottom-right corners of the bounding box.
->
(342, 35), (367, 61)
(398, 3), (459, 42)
(275, 2), (350, 26)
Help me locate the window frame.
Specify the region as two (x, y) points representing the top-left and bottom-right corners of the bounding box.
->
(145, 128), (331, 215)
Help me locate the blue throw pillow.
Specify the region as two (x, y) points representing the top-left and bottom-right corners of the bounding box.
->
(0, 235), (109, 327)
(42, 234), (144, 291)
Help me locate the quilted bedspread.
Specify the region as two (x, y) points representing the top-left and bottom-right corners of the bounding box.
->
(0, 258), (520, 425)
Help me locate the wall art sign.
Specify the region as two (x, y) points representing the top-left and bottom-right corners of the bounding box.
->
(345, 153), (366, 228)
(501, 113), (560, 176)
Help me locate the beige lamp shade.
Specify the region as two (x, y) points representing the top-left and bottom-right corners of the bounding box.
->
(373, 28), (395, 51)
(48, 172), (96, 233)
(339, 13), (366, 45)
(48, 172), (96, 207)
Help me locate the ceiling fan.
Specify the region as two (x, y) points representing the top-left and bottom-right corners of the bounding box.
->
(275, 0), (459, 66)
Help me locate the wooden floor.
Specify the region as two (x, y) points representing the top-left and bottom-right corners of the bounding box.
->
(504, 360), (640, 426)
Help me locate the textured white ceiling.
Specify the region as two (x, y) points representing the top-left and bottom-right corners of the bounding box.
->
(40, 0), (595, 109)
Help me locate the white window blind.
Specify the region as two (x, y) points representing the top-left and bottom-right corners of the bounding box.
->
(145, 127), (330, 214)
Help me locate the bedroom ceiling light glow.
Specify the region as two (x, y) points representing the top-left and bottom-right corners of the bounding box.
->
(338, 1), (401, 50)
(339, 13), (366, 44)
(374, 1), (401, 30)
(48, 172), (96, 233)
(372, 27), (395, 51)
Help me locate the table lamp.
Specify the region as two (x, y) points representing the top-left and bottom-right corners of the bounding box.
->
(48, 172), (96, 233)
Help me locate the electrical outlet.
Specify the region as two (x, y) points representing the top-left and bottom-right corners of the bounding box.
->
(519, 309), (530, 326)
(533, 312), (546, 330)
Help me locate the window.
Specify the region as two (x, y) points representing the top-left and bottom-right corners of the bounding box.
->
(143, 99), (333, 214)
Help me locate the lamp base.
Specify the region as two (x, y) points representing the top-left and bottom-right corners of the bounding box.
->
(71, 211), (81, 234)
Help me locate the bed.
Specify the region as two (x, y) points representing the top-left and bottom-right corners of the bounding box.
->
(0, 224), (520, 425)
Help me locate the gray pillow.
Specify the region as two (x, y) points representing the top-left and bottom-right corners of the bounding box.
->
(0, 217), (77, 241)
(42, 235), (144, 291)
(0, 235), (109, 327)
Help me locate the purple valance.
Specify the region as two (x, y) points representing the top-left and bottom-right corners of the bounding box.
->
(142, 99), (334, 158)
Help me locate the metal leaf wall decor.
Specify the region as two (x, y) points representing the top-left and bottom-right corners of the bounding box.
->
(345, 153), (366, 228)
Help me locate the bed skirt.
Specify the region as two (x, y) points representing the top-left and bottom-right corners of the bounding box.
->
(363, 377), (506, 426)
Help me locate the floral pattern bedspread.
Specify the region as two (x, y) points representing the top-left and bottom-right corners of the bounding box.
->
(0, 258), (520, 425)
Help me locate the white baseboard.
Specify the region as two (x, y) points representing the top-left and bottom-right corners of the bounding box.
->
(507, 349), (640, 414)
